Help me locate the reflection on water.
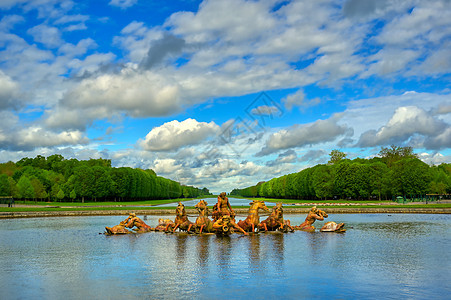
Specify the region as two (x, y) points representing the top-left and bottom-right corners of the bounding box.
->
(0, 214), (450, 299)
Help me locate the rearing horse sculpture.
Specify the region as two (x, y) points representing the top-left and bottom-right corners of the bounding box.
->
(258, 202), (294, 232)
(194, 199), (214, 234)
(166, 202), (195, 233)
(237, 200), (269, 233)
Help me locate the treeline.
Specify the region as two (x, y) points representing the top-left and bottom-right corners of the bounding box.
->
(0, 155), (210, 202)
(231, 146), (451, 200)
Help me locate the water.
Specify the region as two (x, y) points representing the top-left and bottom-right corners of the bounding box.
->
(154, 197), (261, 207)
(0, 214), (450, 299)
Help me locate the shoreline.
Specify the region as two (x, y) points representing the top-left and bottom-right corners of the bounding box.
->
(1, 206), (450, 219)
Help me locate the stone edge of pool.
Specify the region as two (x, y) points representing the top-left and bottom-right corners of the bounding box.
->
(1, 207), (450, 218)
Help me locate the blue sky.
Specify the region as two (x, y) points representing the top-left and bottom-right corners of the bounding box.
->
(0, 0), (450, 193)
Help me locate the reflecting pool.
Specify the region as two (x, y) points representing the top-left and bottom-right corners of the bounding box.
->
(154, 197), (260, 207)
(0, 214), (450, 299)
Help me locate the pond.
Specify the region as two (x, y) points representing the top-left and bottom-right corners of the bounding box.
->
(154, 197), (263, 207)
(0, 214), (450, 299)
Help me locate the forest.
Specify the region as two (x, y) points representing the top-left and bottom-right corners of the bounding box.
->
(0, 155), (210, 202)
(231, 146), (451, 201)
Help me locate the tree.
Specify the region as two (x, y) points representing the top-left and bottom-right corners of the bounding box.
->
(57, 189), (65, 201)
(0, 174), (10, 196)
(328, 149), (347, 165)
(312, 165), (334, 200)
(69, 189), (77, 202)
(17, 176), (35, 199)
(30, 178), (48, 199)
(378, 145), (417, 167)
(71, 165), (95, 202)
(391, 158), (430, 197)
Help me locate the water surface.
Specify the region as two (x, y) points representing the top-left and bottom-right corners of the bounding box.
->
(154, 197), (260, 207)
(0, 214), (449, 299)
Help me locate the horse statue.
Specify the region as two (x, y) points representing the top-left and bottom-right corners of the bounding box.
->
(166, 202), (195, 233)
(105, 220), (132, 235)
(294, 206), (328, 232)
(237, 200), (269, 233)
(258, 202), (294, 232)
(320, 222), (346, 233)
(124, 213), (153, 233)
(154, 218), (174, 232)
(194, 199), (214, 234)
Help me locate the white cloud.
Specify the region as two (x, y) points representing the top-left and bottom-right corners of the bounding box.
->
(0, 70), (20, 109)
(16, 127), (89, 149)
(27, 24), (63, 48)
(109, 0), (137, 9)
(418, 152), (451, 166)
(139, 118), (220, 151)
(152, 158), (180, 174)
(47, 68), (183, 129)
(251, 105), (280, 116)
(362, 48), (420, 77)
(282, 89), (321, 111)
(166, 0), (276, 44)
(357, 106), (450, 149)
(0, 109), (89, 150)
(257, 114), (350, 156)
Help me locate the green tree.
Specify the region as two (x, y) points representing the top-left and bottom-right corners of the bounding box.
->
(312, 165), (334, 200)
(391, 158), (430, 197)
(30, 178), (48, 199)
(328, 149), (347, 165)
(17, 176), (35, 199)
(69, 189), (77, 202)
(71, 165), (95, 202)
(378, 145), (417, 167)
(57, 189), (65, 201)
(0, 174), (10, 196)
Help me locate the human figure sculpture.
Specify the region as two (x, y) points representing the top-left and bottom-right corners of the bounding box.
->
(124, 213), (153, 233)
(166, 202), (195, 233)
(294, 206), (328, 232)
(194, 199), (214, 234)
(258, 202), (294, 232)
(154, 218), (174, 232)
(213, 215), (248, 235)
(212, 192), (236, 221)
(320, 222), (346, 233)
(105, 220), (132, 235)
(237, 200), (269, 233)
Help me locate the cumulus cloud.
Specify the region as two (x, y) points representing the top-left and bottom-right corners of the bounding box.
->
(109, 0), (137, 9)
(266, 150), (297, 167)
(357, 106), (450, 149)
(418, 152), (451, 166)
(299, 149), (328, 163)
(343, 0), (417, 20)
(140, 33), (186, 70)
(282, 89), (321, 111)
(45, 69), (182, 129)
(257, 114), (350, 156)
(362, 49), (420, 77)
(0, 111), (89, 151)
(251, 105), (280, 116)
(0, 71), (20, 110)
(27, 24), (63, 48)
(139, 118), (220, 151)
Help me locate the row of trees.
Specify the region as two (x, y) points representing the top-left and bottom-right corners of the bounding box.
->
(0, 155), (210, 202)
(231, 146), (451, 200)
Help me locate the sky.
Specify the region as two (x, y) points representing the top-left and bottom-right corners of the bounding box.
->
(0, 0), (450, 194)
